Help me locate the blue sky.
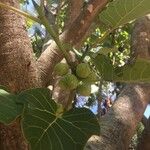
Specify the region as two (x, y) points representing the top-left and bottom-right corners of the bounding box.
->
(144, 105), (150, 118)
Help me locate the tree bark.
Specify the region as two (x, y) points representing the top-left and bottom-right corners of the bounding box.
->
(0, 0), (40, 149)
(85, 84), (150, 150)
(0, 0), (149, 150)
(85, 15), (150, 150)
(0, 0), (40, 92)
(51, 0), (83, 106)
(131, 14), (150, 59)
(65, 0), (83, 28)
(133, 15), (150, 149)
(136, 117), (150, 150)
(37, 0), (108, 86)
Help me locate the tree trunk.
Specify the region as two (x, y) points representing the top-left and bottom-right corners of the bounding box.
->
(0, 0), (149, 149)
(0, 0), (40, 149)
(131, 14), (150, 59)
(85, 84), (150, 150)
(85, 15), (150, 150)
(0, 0), (40, 92)
(137, 117), (150, 150)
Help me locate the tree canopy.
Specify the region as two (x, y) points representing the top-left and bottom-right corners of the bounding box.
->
(0, 0), (150, 150)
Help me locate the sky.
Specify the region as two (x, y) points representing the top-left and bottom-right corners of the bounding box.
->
(22, 0), (150, 119)
(144, 105), (150, 118)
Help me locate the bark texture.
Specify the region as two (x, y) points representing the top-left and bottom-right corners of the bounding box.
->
(131, 14), (150, 59)
(0, 0), (40, 149)
(133, 15), (150, 150)
(137, 117), (150, 150)
(85, 84), (150, 150)
(51, 0), (83, 106)
(65, 0), (83, 28)
(0, 0), (149, 149)
(85, 15), (150, 150)
(0, 0), (40, 92)
(37, 0), (108, 86)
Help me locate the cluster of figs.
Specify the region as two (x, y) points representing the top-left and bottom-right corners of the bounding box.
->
(54, 62), (98, 96)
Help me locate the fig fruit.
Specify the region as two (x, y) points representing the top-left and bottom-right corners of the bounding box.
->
(76, 63), (91, 78)
(54, 63), (69, 76)
(58, 74), (79, 90)
(83, 71), (98, 83)
(77, 82), (91, 96)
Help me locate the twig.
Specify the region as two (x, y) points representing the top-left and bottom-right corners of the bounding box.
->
(0, 2), (41, 24)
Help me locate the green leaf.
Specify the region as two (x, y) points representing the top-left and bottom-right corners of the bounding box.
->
(115, 58), (150, 82)
(94, 55), (150, 83)
(0, 89), (21, 124)
(98, 47), (118, 55)
(0, 2), (41, 23)
(99, 0), (150, 30)
(20, 88), (100, 150)
(93, 54), (115, 81)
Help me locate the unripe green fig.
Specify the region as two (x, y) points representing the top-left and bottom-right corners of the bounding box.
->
(58, 74), (79, 90)
(54, 63), (69, 76)
(83, 71), (98, 83)
(77, 82), (91, 96)
(76, 63), (91, 78)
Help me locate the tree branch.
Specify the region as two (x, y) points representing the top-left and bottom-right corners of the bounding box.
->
(141, 115), (148, 127)
(65, 0), (83, 28)
(0, 0), (41, 149)
(37, 0), (109, 86)
(131, 14), (150, 59)
(85, 84), (150, 150)
(136, 116), (150, 150)
(51, 0), (83, 106)
(85, 15), (150, 150)
(42, 1), (57, 51)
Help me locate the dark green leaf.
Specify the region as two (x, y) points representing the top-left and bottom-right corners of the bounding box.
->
(99, 0), (150, 30)
(19, 88), (100, 150)
(97, 47), (118, 55)
(94, 55), (150, 83)
(0, 89), (21, 124)
(93, 54), (115, 81)
(115, 59), (150, 82)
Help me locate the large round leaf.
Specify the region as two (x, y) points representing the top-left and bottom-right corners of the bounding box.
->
(99, 0), (150, 30)
(19, 88), (100, 150)
(0, 88), (21, 124)
(94, 54), (150, 83)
